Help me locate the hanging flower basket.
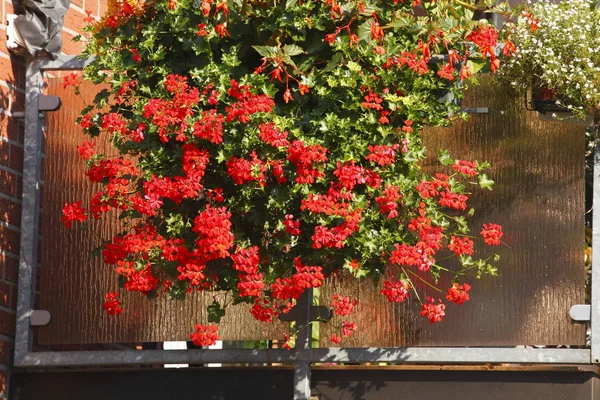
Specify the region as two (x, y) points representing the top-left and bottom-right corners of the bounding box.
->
(60, 0), (510, 347)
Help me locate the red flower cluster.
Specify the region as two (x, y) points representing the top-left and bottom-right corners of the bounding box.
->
(177, 261), (206, 287)
(287, 140), (328, 184)
(193, 110), (225, 144)
(77, 141), (96, 161)
(231, 246), (260, 274)
(283, 214), (301, 236)
(383, 52), (429, 75)
(190, 324), (219, 347)
(258, 123), (290, 148)
(292, 258), (324, 289)
(226, 152), (267, 186)
(438, 191), (469, 210)
(375, 185), (402, 218)
(311, 210), (361, 249)
(330, 294), (358, 316)
(381, 278), (410, 303)
(225, 80), (275, 123)
(103, 292), (123, 315)
(446, 282), (471, 305)
(467, 25), (500, 71)
(448, 236), (474, 256)
(416, 173), (450, 198)
(123, 265), (159, 294)
(390, 244), (433, 271)
(62, 72), (81, 88)
(452, 160), (478, 177)
(366, 144), (398, 166)
(250, 298), (279, 322)
(437, 63), (455, 81)
(61, 201), (88, 228)
(193, 206), (234, 262)
(341, 321), (357, 337)
(481, 223), (503, 246)
(420, 296), (446, 323)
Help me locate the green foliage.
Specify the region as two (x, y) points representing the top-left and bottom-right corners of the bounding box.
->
(496, 0), (600, 119)
(70, 0), (510, 330)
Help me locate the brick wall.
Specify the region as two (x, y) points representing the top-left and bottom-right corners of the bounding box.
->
(0, 1), (105, 397)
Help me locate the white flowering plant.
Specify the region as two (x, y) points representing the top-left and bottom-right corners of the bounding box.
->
(496, 0), (600, 120)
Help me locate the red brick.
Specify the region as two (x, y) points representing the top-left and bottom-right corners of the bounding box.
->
(0, 119), (12, 142)
(87, 0), (99, 17)
(0, 370), (7, 397)
(61, 31), (84, 55)
(0, 225), (19, 254)
(9, 143), (22, 171)
(72, 0), (84, 9)
(64, 9), (91, 34)
(0, 197), (21, 227)
(3, 255), (18, 285)
(0, 117), (21, 143)
(0, 55), (25, 91)
(0, 169), (15, 197)
(0, 141), (7, 166)
(0, 309), (15, 337)
(0, 30), (9, 57)
(4, 1), (15, 21)
(99, 0), (108, 17)
(0, 282), (10, 308)
(0, 339), (12, 365)
(0, 84), (24, 113)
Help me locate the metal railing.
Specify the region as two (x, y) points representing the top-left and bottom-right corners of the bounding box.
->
(14, 55), (599, 400)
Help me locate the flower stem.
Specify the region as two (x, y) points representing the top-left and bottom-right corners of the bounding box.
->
(401, 267), (422, 304)
(405, 268), (442, 293)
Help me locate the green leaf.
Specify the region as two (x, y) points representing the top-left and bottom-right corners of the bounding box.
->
(466, 60), (487, 75)
(91, 246), (101, 258)
(252, 45), (278, 58)
(283, 44), (304, 57)
(324, 52), (343, 72)
(343, 259), (369, 278)
(478, 174), (494, 190)
(357, 19), (375, 43)
(487, 2), (511, 15)
(285, 0), (297, 9)
(207, 300), (226, 323)
(438, 148), (454, 166)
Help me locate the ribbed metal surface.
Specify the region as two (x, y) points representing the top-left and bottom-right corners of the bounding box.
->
(319, 75), (586, 347)
(38, 78), (285, 344)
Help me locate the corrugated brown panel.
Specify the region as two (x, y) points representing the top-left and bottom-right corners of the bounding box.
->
(38, 77), (285, 344)
(319, 75), (586, 347)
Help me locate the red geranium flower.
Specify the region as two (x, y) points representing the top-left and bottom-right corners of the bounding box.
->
(481, 223), (503, 246)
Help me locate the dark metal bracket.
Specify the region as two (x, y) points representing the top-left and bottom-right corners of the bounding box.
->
(571, 305), (591, 322)
(278, 305), (332, 323)
(30, 310), (51, 326)
(12, 94), (61, 119)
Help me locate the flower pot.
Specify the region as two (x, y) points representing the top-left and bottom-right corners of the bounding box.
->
(530, 84), (593, 124)
(530, 84), (568, 114)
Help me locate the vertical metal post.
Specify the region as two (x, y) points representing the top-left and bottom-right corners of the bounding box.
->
(592, 131), (600, 363)
(14, 57), (43, 365)
(293, 289), (312, 400)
